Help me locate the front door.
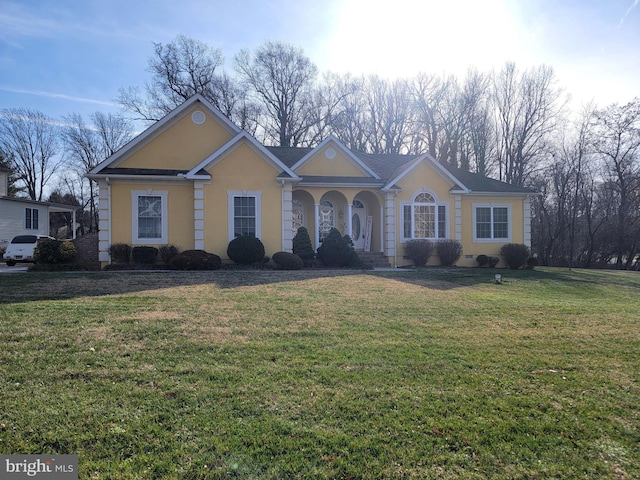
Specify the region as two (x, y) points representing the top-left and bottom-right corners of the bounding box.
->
(352, 200), (366, 250)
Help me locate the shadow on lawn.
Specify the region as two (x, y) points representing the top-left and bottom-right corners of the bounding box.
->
(0, 267), (637, 304)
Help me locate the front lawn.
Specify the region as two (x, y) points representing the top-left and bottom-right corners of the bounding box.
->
(1, 268), (638, 479)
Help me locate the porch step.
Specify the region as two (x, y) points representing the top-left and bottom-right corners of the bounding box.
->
(356, 251), (392, 268)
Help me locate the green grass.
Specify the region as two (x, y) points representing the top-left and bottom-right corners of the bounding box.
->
(1, 267), (639, 479)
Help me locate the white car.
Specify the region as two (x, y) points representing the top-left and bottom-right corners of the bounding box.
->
(3, 235), (54, 266)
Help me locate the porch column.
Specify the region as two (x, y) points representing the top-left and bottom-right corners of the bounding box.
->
(346, 203), (353, 241)
(281, 182), (293, 252)
(379, 205), (384, 253)
(454, 195), (462, 241)
(314, 203), (320, 249)
(524, 197), (532, 247)
(194, 181), (206, 250)
(97, 179), (111, 263)
(384, 192), (396, 263)
(72, 209), (77, 239)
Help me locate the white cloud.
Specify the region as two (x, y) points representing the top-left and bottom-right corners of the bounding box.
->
(0, 86), (116, 107)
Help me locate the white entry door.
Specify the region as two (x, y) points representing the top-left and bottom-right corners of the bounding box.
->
(352, 201), (366, 250)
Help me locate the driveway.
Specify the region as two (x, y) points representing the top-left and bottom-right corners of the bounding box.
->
(0, 263), (29, 273)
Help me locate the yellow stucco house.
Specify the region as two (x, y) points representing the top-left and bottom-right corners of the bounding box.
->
(87, 95), (536, 268)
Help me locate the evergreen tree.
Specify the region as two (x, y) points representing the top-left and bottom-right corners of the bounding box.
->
(292, 227), (314, 261)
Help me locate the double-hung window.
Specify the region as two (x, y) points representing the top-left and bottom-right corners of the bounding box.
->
(132, 190), (168, 244)
(402, 192), (447, 240)
(228, 191), (261, 240)
(474, 205), (510, 241)
(25, 208), (39, 230)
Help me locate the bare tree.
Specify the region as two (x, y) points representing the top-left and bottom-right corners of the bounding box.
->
(590, 98), (640, 268)
(304, 72), (360, 146)
(329, 76), (369, 151)
(235, 41), (318, 147)
(63, 112), (134, 231)
(409, 73), (448, 157)
(492, 62), (564, 186)
(118, 35), (258, 126)
(0, 108), (60, 201)
(361, 76), (414, 154)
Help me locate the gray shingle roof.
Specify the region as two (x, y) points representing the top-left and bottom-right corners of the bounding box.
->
(267, 147), (535, 194)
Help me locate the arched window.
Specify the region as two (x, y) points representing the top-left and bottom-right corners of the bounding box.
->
(318, 200), (334, 242)
(292, 200), (304, 234)
(402, 191), (447, 240)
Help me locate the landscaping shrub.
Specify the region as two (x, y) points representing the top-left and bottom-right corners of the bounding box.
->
(500, 243), (531, 269)
(168, 250), (221, 270)
(34, 239), (76, 264)
(109, 243), (131, 264)
(159, 245), (180, 265)
(437, 239), (462, 266)
(227, 235), (266, 265)
(488, 256), (500, 268)
(131, 246), (159, 265)
(404, 239), (433, 267)
(527, 256), (539, 270)
(316, 228), (357, 267)
(292, 227), (314, 263)
(476, 254), (489, 267)
(272, 251), (304, 270)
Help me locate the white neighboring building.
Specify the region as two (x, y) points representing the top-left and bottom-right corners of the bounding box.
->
(0, 165), (78, 252)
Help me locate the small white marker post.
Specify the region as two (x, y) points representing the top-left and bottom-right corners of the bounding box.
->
(494, 273), (502, 284)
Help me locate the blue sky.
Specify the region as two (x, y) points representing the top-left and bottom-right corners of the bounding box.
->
(1, 0), (639, 122)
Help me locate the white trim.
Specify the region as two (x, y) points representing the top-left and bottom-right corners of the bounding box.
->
(472, 203), (512, 243)
(227, 190), (262, 241)
(131, 190), (169, 245)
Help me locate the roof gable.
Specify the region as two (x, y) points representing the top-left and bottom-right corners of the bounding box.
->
(383, 153), (467, 192)
(290, 136), (381, 179)
(187, 132), (299, 180)
(89, 95), (240, 175)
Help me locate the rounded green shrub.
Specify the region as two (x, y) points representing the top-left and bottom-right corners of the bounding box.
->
(437, 239), (462, 266)
(132, 246), (159, 265)
(227, 235), (266, 265)
(476, 254), (489, 267)
(404, 239), (433, 267)
(34, 239), (76, 264)
(168, 250), (221, 270)
(316, 228), (356, 267)
(109, 243), (131, 264)
(500, 243), (531, 269)
(272, 251), (304, 270)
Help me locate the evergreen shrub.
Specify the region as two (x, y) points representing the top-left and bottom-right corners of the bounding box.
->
(34, 239), (76, 264)
(476, 254), (489, 267)
(272, 251), (304, 270)
(292, 227), (315, 262)
(316, 228), (357, 267)
(227, 235), (266, 265)
(168, 250), (221, 270)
